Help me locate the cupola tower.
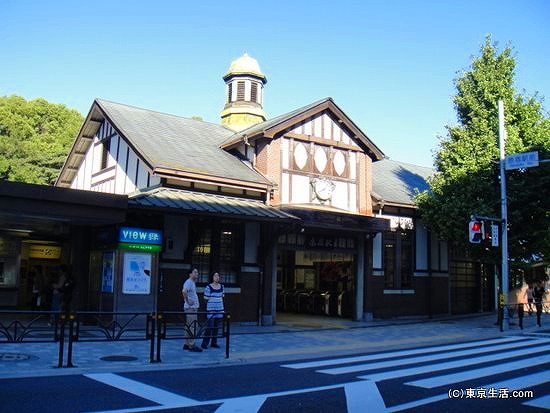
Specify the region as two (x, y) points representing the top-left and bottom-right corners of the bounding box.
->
(220, 53), (267, 131)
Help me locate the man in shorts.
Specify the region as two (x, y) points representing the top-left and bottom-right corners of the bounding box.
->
(182, 268), (202, 352)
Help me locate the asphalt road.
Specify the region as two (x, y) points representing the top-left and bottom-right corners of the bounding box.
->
(1, 334), (548, 413)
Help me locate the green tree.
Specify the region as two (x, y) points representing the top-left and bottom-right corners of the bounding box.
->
(0, 95), (83, 184)
(416, 37), (550, 281)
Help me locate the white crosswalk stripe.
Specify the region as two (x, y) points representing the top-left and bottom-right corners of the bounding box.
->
(524, 394), (550, 410)
(357, 344), (550, 381)
(281, 336), (528, 369)
(383, 370), (550, 413)
(316, 338), (546, 375)
(406, 353), (550, 388)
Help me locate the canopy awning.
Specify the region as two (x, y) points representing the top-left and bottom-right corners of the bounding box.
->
(0, 181), (127, 235)
(129, 187), (299, 222)
(280, 206), (390, 233)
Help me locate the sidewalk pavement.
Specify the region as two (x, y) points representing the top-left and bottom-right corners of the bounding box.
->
(0, 312), (547, 379)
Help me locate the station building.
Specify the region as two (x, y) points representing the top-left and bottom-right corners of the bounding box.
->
(0, 54), (495, 322)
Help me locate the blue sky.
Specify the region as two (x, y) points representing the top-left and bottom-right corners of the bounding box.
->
(1, 0), (548, 167)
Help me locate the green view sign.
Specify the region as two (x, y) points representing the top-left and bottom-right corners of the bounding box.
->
(118, 242), (162, 252)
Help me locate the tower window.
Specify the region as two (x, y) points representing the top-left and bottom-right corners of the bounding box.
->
(101, 138), (111, 170)
(227, 83), (232, 103)
(236, 81), (245, 101)
(251, 82), (258, 103)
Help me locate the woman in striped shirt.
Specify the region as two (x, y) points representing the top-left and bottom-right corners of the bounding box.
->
(201, 272), (225, 349)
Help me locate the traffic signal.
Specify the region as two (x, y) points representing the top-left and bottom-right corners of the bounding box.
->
(469, 220), (484, 244)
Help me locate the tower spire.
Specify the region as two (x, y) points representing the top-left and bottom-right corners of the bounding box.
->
(220, 53), (267, 132)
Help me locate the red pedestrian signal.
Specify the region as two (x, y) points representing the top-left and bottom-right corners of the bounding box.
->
(469, 220), (484, 244)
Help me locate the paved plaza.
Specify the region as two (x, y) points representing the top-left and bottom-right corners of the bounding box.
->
(1, 312), (547, 379)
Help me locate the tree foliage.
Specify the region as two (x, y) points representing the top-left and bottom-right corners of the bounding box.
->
(416, 37), (550, 275)
(0, 95), (83, 185)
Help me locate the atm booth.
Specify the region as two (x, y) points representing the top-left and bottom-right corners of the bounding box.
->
(89, 226), (162, 314)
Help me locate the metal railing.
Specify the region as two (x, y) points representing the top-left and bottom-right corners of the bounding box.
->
(65, 311), (155, 367)
(0, 310), (67, 367)
(0, 310), (60, 342)
(0, 310), (231, 368)
(156, 311), (231, 360)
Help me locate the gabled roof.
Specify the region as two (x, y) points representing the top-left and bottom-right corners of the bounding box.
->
(57, 99), (272, 188)
(372, 159), (433, 207)
(221, 98), (385, 160)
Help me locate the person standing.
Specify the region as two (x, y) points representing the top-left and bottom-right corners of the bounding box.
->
(49, 267), (67, 325)
(525, 284), (534, 315)
(201, 272), (225, 350)
(182, 268), (202, 352)
(51, 270), (66, 312)
(59, 266), (75, 312)
(30, 266), (44, 310)
(533, 280), (546, 327)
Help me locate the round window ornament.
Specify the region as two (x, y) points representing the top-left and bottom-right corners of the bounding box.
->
(333, 151), (346, 176)
(314, 147), (328, 173)
(294, 143), (308, 170)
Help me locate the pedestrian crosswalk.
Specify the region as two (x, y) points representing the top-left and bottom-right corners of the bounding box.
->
(356, 343), (549, 382)
(406, 353), (550, 388)
(281, 336), (527, 369)
(318, 339), (546, 375)
(283, 335), (550, 411)
(77, 335), (550, 413)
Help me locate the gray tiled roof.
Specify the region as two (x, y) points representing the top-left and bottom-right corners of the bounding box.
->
(95, 99), (271, 185)
(129, 187), (298, 221)
(372, 159), (433, 206)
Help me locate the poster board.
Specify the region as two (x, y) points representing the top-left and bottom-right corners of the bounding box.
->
(101, 252), (114, 293)
(122, 252), (151, 295)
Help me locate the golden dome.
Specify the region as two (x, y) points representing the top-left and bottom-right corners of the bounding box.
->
(224, 53), (266, 82)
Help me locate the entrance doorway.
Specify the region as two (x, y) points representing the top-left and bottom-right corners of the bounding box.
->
(276, 250), (355, 319)
(18, 241), (67, 310)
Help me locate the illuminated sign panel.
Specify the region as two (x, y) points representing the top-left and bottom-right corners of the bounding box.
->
(119, 243), (162, 252)
(119, 227), (162, 245)
(29, 245), (62, 259)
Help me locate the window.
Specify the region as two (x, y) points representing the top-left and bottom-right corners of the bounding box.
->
(227, 83), (232, 103)
(400, 230), (413, 288)
(218, 230), (239, 284)
(384, 235), (395, 288)
(250, 82), (258, 103)
(384, 229), (413, 289)
(100, 138), (111, 170)
(430, 232), (449, 272)
(191, 228), (211, 283)
(188, 222), (242, 284)
(236, 81), (245, 101)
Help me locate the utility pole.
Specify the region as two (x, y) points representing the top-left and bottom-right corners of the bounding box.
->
(498, 100), (509, 330)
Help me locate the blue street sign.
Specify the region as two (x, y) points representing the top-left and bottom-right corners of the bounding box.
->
(505, 151), (539, 170)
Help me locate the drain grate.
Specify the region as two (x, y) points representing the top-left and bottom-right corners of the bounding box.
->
(0, 353), (38, 361)
(100, 355), (139, 362)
